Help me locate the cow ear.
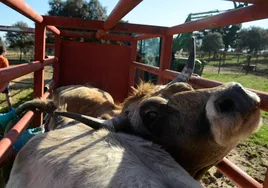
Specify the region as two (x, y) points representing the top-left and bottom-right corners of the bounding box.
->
(139, 97), (168, 136)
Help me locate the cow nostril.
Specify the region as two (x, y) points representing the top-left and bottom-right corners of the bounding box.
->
(216, 98), (236, 113)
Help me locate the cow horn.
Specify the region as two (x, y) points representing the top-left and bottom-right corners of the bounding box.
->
(54, 111), (128, 132)
(54, 111), (114, 131)
(167, 37), (196, 85)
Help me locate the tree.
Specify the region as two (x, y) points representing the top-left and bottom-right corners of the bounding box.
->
(48, 0), (107, 20)
(201, 32), (224, 59)
(194, 3), (248, 52)
(0, 37), (3, 46)
(47, 0), (108, 43)
(5, 21), (34, 61)
(236, 27), (268, 54)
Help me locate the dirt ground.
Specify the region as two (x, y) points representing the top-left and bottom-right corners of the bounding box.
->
(200, 143), (268, 187)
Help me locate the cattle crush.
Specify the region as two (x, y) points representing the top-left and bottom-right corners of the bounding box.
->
(0, 0), (268, 187)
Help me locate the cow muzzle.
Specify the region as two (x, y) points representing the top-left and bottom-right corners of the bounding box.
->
(214, 83), (260, 116)
(206, 82), (261, 147)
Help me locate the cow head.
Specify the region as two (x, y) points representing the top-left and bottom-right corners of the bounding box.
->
(54, 38), (261, 179)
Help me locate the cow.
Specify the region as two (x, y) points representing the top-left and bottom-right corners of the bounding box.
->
(10, 84), (121, 132)
(16, 84), (121, 120)
(6, 38), (261, 187)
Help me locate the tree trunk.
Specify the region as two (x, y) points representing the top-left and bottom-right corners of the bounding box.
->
(20, 48), (22, 61)
(246, 54), (252, 75)
(218, 53), (222, 74)
(213, 51), (216, 60)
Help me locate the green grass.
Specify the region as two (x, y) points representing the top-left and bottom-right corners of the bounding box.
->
(202, 72), (268, 92)
(246, 125), (268, 146)
(0, 89), (33, 113)
(202, 72), (268, 120)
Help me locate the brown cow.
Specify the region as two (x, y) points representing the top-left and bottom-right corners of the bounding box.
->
(6, 38), (261, 187)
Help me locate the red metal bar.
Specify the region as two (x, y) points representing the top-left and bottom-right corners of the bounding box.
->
(130, 63), (268, 111)
(225, 0), (268, 5)
(96, 0), (142, 38)
(102, 34), (133, 42)
(161, 69), (268, 111)
(132, 61), (160, 75)
(0, 61), (42, 84)
(158, 35), (173, 84)
(134, 34), (161, 41)
(167, 5), (268, 35)
(129, 41), (138, 87)
(60, 30), (133, 42)
(216, 158), (263, 188)
(43, 16), (168, 35)
(264, 169), (268, 188)
(54, 35), (61, 87)
(0, 91), (51, 165)
(113, 22), (167, 35)
(0, 0), (60, 35)
(61, 30), (95, 38)
(0, 25), (34, 33)
(43, 57), (57, 67)
(54, 36), (60, 86)
(47, 26), (60, 35)
(0, 111), (34, 165)
(44, 16), (103, 30)
(0, 0), (43, 22)
(33, 23), (46, 126)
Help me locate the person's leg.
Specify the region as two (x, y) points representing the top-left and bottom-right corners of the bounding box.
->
(3, 85), (12, 111)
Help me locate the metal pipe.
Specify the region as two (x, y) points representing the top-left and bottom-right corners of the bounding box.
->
(0, 61), (42, 85)
(43, 57), (58, 67)
(0, 0), (60, 35)
(43, 16), (168, 35)
(216, 158), (263, 188)
(96, 0), (142, 38)
(0, 91), (51, 165)
(130, 63), (268, 111)
(167, 5), (268, 35)
(132, 61), (160, 75)
(134, 34), (161, 41)
(60, 30), (133, 42)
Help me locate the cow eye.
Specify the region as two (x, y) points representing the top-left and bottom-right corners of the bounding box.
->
(142, 111), (158, 125)
(146, 111), (157, 121)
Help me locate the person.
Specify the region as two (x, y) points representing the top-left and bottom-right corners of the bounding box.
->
(0, 45), (12, 110)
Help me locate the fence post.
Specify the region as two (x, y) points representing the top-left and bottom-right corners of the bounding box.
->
(158, 35), (173, 84)
(54, 34), (61, 87)
(218, 53), (222, 74)
(129, 40), (137, 88)
(33, 23), (46, 127)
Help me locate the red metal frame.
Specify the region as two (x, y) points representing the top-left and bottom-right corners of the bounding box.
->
(216, 158), (263, 188)
(167, 5), (268, 35)
(129, 40), (138, 88)
(33, 23), (46, 126)
(0, 0), (268, 187)
(96, 0), (142, 38)
(158, 35), (173, 84)
(43, 16), (168, 35)
(61, 30), (133, 42)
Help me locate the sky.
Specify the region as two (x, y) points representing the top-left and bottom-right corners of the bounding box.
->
(0, 0), (268, 39)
